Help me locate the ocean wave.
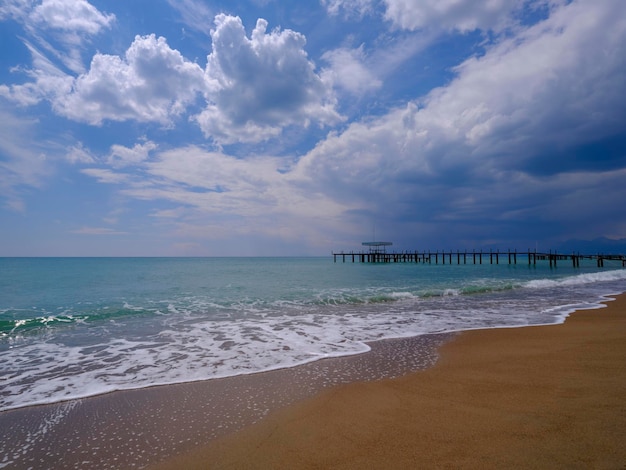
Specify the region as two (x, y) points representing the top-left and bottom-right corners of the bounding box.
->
(0, 307), (153, 336)
(524, 268), (626, 289)
(4, 268), (624, 339)
(0, 315), (81, 336)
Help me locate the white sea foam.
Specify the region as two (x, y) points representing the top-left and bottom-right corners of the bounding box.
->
(1, 289), (619, 412)
(524, 268), (626, 289)
(388, 292), (417, 299)
(1, 258), (624, 412)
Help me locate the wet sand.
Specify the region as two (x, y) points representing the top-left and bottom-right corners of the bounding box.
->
(152, 294), (626, 469)
(0, 333), (449, 469)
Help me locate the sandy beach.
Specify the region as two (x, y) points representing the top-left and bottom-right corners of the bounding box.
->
(152, 293), (626, 469)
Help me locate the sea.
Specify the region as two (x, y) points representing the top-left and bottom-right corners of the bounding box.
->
(1, 256), (625, 415)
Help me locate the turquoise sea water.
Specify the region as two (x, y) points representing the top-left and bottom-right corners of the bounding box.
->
(1, 256), (625, 412)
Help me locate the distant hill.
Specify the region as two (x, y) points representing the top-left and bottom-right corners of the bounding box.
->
(553, 237), (626, 254)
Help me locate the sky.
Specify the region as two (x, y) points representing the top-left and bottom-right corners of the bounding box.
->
(0, 0), (625, 256)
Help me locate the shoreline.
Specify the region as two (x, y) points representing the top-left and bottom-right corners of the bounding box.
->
(0, 332), (452, 469)
(1, 293), (624, 468)
(0, 333), (447, 415)
(1, 292), (613, 416)
(152, 293), (626, 469)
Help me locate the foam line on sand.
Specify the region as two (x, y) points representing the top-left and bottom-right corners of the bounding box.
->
(152, 293), (626, 469)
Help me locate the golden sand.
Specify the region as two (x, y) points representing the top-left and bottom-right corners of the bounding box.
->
(153, 294), (626, 469)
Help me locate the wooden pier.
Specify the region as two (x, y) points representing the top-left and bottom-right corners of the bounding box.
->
(333, 248), (626, 268)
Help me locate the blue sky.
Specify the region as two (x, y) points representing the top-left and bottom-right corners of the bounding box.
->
(1, 0), (625, 256)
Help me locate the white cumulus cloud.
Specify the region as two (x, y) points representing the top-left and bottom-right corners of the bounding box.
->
(195, 14), (343, 144)
(322, 45), (382, 95)
(107, 141), (158, 168)
(56, 34), (208, 125)
(30, 0), (115, 35)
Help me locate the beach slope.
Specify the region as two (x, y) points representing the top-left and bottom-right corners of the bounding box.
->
(153, 294), (626, 469)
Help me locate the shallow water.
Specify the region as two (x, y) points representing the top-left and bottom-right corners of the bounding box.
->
(1, 257), (625, 413)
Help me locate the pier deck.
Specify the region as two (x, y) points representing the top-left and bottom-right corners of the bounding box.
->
(332, 250), (626, 268)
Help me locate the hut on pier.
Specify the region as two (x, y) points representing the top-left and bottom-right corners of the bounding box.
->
(362, 241), (393, 254)
(361, 241), (393, 262)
